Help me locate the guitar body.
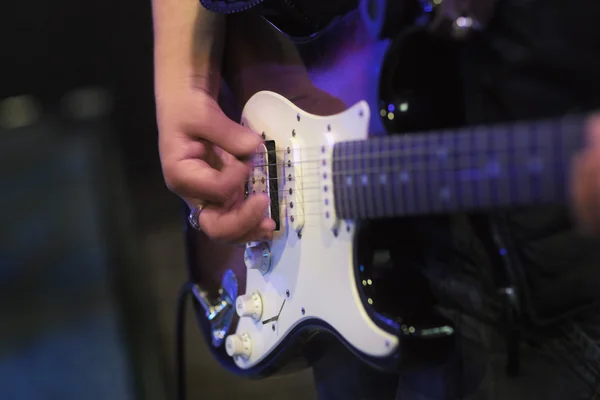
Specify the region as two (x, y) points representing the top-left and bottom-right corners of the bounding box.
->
(183, 1), (585, 380)
(184, 16), (466, 377)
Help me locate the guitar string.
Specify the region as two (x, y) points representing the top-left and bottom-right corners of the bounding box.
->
(248, 141), (562, 166)
(246, 118), (579, 158)
(246, 148), (569, 175)
(245, 118), (580, 160)
(245, 157), (568, 187)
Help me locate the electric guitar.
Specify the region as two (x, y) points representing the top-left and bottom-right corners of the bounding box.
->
(187, 86), (586, 371)
(182, 3), (591, 380)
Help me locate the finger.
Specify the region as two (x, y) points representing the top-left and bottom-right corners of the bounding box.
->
(168, 158), (250, 204)
(185, 98), (263, 158)
(571, 151), (600, 235)
(199, 194), (274, 242)
(236, 220), (276, 244)
(585, 114), (600, 147)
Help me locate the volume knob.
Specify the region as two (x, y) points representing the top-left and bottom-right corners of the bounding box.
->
(235, 291), (263, 321)
(225, 333), (252, 360)
(244, 242), (271, 274)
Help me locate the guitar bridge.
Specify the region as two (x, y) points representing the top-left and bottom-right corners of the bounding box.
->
(246, 140), (280, 231)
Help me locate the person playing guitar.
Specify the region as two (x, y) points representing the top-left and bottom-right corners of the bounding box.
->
(153, 0), (600, 398)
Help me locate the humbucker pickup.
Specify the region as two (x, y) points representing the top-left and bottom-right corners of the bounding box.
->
(246, 140), (280, 231)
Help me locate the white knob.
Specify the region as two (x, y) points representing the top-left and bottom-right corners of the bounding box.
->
(244, 242), (271, 274)
(225, 333), (252, 360)
(235, 291), (263, 321)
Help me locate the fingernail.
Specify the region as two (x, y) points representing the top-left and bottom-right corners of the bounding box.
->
(243, 129), (263, 147)
(262, 218), (276, 231)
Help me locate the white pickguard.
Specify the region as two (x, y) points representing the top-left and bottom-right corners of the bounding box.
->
(227, 91), (398, 369)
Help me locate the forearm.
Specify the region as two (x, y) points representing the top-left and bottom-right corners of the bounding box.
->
(152, 0), (225, 100)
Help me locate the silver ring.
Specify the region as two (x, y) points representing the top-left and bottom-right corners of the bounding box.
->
(188, 204), (205, 231)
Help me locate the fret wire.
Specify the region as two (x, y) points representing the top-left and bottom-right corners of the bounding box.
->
(360, 139), (370, 218)
(356, 139), (368, 219)
(392, 137), (403, 216)
(418, 134), (428, 214)
(532, 121), (542, 202)
(518, 121), (532, 205)
(368, 139), (377, 218)
(348, 140), (359, 220)
(481, 126), (492, 209)
(450, 129), (461, 212)
(424, 133), (435, 213)
(372, 137), (380, 216)
(438, 132), (451, 212)
(406, 135), (417, 215)
(384, 135), (394, 217)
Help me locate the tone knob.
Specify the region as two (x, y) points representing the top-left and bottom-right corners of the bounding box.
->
(235, 291), (263, 321)
(244, 242), (271, 274)
(225, 333), (252, 360)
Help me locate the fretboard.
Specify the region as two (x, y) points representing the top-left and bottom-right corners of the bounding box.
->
(332, 115), (585, 220)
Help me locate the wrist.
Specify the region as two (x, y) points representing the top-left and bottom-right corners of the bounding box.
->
(153, 0), (225, 99)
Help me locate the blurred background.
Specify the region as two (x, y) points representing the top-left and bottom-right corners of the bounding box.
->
(0, 1), (315, 399)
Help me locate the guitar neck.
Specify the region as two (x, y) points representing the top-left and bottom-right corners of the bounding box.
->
(332, 115), (586, 220)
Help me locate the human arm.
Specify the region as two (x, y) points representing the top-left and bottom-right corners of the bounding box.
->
(152, 0), (274, 242)
(572, 116), (600, 236)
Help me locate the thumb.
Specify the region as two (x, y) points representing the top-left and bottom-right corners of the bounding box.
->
(187, 98), (263, 158)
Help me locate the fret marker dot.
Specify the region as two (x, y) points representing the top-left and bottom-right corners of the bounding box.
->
(361, 174), (368, 185)
(440, 187), (451, 201)
(325, 212), (330, 219)
(323, 185), (328, 192)
(400, 171), (410, 183)
(346, 176), (353, 186)
(325, 199), (329, 206)
(379, 174), (387, 184)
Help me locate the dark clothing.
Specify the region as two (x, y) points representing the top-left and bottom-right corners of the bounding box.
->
(311, 0), (600, 399)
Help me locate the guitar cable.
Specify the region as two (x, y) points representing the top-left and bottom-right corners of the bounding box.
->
(175, 281), (196, 400)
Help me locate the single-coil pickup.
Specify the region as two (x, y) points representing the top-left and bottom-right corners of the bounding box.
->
(246, 141), (280, 230)
(284, 139), (304, 233)
(320, 143), (340, 233)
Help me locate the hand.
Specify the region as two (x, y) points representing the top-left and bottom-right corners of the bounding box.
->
(571, 115), (600, 235)
(158, 86), (276, 243)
